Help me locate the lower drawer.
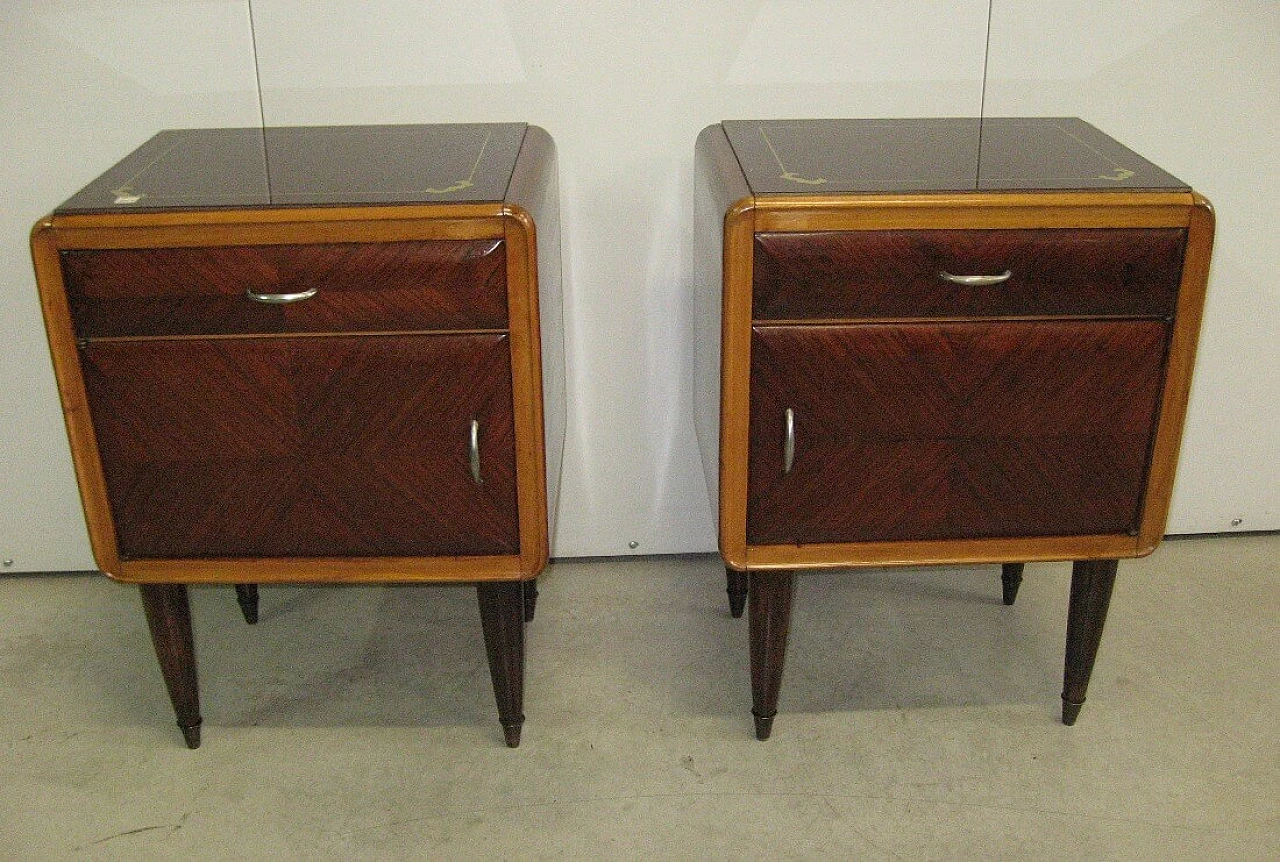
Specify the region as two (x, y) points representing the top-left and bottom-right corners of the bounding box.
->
(81, 333), (519, 559)
(746, 321), (1170, 544)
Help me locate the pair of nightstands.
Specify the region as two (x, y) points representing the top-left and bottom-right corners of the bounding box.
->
(33, 119), (1212, 747)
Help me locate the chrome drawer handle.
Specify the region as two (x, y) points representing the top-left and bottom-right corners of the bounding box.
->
(245, 287), (318, 304)
(469, 419), (483, 485)
(938, 269), (1012, 286)
(783, 408), (795, 474)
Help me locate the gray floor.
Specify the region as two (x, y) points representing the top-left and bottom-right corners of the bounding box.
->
(1, 535), (1276, 859)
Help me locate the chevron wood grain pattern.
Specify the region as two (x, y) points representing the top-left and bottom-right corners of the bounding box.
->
(753, 228), (1184, 322)
(81, 333), (519, 559)
(746, 321), (1169, 544)
(62, 239), (507, 338)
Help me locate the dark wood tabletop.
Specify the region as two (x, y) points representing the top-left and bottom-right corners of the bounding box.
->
(56, 123), (529, 212)
(721, 117), (1188, 195)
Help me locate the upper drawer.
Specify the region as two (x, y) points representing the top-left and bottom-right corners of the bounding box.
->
(62, 239), (507, 338)
(753, 228), (1185, 321)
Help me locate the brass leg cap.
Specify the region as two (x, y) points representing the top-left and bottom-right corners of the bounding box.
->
(179, 722), (202, 749)
(502, 723), (523, 748)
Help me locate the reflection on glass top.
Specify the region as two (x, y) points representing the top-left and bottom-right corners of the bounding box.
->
(57, 123), (528, 212)
(721, 118), (1188, 195)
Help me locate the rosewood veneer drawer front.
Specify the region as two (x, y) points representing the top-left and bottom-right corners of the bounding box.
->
(81, 333), (519, 559)
(746, 321), (1169, 545)
(752, 228), (1185, 321)
(63, 239), (508, 338)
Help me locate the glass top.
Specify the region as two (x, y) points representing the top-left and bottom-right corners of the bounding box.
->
(56, 123), (528, 212)
(721, 117), (1188, 195)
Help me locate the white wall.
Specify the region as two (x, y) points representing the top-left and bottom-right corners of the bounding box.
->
(2, 2), (1275, 572)
(984, 0), (1280, 533)
(1, 1), (262, 572)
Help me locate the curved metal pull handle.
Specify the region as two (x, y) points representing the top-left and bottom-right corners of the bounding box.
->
(469, 419), (483, 485)
(245, 286), (318, 304)
(938, 270), (1012, 286)
(783, 408), (795, 474)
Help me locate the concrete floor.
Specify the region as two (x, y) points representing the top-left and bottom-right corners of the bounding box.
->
(1, 534), (1276, 859)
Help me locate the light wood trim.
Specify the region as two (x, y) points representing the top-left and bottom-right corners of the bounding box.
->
(503, 207), (551, 577)
(1136, 195), (1216, 552)
(717, 201), (757, 569)
(744, 533), (1143, 570)
(115, 554), (529, 585)
(48, 213), (505, 250)
(754, 191), (1194, 232)
(84, 328), (510, 345)
(29, 220), (122, 575)
(753, 313), (1162, 328)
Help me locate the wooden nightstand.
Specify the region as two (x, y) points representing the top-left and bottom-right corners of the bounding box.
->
(32, 123), (564, 748)
(694, 118), (1213, 738)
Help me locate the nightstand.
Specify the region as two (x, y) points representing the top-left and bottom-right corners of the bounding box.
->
(694, 118), (1213, 738)
(32, 123), (564, 748)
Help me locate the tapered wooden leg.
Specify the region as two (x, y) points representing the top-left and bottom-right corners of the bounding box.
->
(477, 582), (525, 747)
(234, 584), (259, 624)
(522, 578), (539, 623)
(138, 584), (202, 749)
(748, 570), (795, 740)
(726, 567), (748, 618)
(1001, 563), (1025, 606)
(1062, 559), (1119, 725)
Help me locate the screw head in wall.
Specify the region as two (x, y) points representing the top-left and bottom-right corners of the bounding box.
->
(628, 541), (639, 549)
(2, 559), (12, 567)
(1230, 519), (1243, 527)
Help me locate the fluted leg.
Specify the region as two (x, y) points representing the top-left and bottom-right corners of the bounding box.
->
(522, 578), (539, 623)
(1001, 563), (1025, 606)
(726, 567), (748, 618)
(138, 584), (202, 749)
(1062, 559), (1119, 725)
(477, 582), (526, 747)
(234, 583), (259, 624)
(748, 570), (795, 740)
